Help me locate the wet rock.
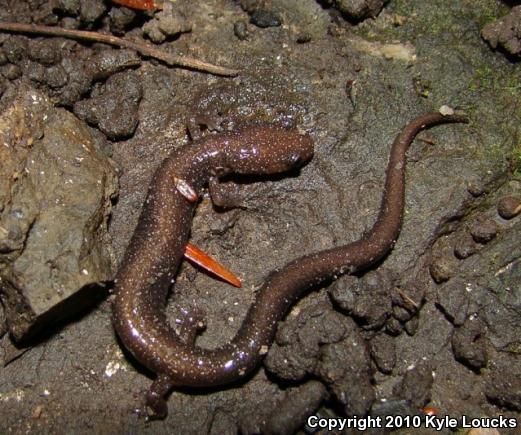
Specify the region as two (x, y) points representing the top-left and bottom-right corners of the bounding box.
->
(28, 40), (61, 66)
(56, 56), (93, 107)
(109, 6), (137, 35)
(482, 6), (521, 58)
(44, 65), (69, 89)
(79, 0), (106, 25)
(233, 21), (249, 40)
(385, 317), (403, 336)
(394, 360), (433, 408)
(485, 352), (521, 411)
(467, 181), (486, 197)
(87, 49), (141, 81)
(53, 0), (81, 15)
(1, 64), (22, 81)
(497, 196), (521, 219)
(2, 37), (27, 65)
(404, 315), (419, 336)
(392, 305), (412, 323)
(332, 0), (389, 21)
(265, 302), (374, 415)
(265, 302), (344, 381)
(209, 410), (237, 435)
(429, 254), (456, 283)
(469, 214), (498, 244)
(371, 399), (420, 419)
(143, 3), (192, 43)
(369, 333), (396, 374)
(240, 381), (327, 435)
(28, 62), (68, 90)
(453, 233), (479, 259)
(328, 270), (393, 329)
(250, 10), (282, 28)
(435, 278), (471, 326)
(391, 281), (425, 316)
(451, 317), (488, 370)
(0, 50), (8, 66)
(0, 87), (117, 341)
(315, 333), (374, 415)
(73, 71), (142, 140)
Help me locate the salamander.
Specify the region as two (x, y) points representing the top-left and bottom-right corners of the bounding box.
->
(112, 113), (468, 417)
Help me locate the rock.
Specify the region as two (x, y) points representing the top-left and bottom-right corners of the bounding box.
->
(332, 0), (389, 21)
(453, 233), (479, 259)
(482, 6), (521, 58)
(233, 21), (249, 40)
(109, 6), (137, 35)
(86, 49), (141, 81)
(0, 87), (117, 341)
(468, 214), (498, 244)
(497, 196), (521, 219)
(485, 352), (521, 411)
(265, 302), (374, 415)
(394, 360), (433, 408)
(328, 270), (393, 329)
(142, 2), (192, 44)
(250, 10), (282, 28)
(436, 278), (471, 326)
(315, 335), (374, 415)
(53, 0), (81, 15)
(73, 71), (142, 140)
(369, 333), (396, 374)
(28, 39), (61, 66)
(239, 381), (327, 435)
(79, 0), (106, 25)
(429, 254), (455, 283)
(451, 317), (488, 370)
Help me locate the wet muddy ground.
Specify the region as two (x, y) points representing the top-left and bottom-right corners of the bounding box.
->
(0, 0), (520, 434)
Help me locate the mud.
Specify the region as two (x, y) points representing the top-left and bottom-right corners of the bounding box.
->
(0, 0), (520, 434)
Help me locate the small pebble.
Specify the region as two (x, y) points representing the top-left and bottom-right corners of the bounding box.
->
(497, 195), (521, 219)
(0, 50), (9, 66)
(429, 256), (454, 283)
(109, 6), (136, 35)
(2, 64), (22, 80)
(467, 182), (485, 197)
(234, 21), (249, 40)
(250, 9), (281, 28)
(28, 40), (61, 66)
(453, 233), (478, 259)
(469, 214), (498, 244)
(385, 317), (403, 336)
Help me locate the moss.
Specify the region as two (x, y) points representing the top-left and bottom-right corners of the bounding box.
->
(512, 141), (521, 180)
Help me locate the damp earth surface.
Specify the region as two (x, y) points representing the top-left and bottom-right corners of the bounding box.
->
(0, 0), (520, 434)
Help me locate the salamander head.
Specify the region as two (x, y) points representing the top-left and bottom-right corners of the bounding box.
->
(229, 125), (314, 174)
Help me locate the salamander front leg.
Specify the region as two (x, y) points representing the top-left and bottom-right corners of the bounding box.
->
(209, 176), (244, 208)
(145, 374), (174, 419)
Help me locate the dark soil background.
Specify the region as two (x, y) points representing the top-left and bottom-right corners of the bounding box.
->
(0, 0), (520, 434)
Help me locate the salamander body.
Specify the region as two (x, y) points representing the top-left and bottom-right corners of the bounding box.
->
(112, 114), (467, 417)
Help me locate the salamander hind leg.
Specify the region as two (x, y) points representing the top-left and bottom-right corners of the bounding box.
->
(145, 374), (174, 419)
(174, 305), (206, 345)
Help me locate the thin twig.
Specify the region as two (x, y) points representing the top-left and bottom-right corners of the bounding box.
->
(0, 22), (239, 77)
(394, 287), (420, 310)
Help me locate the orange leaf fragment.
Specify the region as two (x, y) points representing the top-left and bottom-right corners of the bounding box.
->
(185, 243), (242, 288)
(111, 0), (158, 10)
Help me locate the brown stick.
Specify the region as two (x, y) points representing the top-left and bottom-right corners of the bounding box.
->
(0, 22), (239, 77)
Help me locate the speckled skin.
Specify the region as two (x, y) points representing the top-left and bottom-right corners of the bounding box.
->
(112, 114), (467, 417)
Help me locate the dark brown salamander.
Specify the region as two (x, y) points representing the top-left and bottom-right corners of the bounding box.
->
(112, 113), (468, 417)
